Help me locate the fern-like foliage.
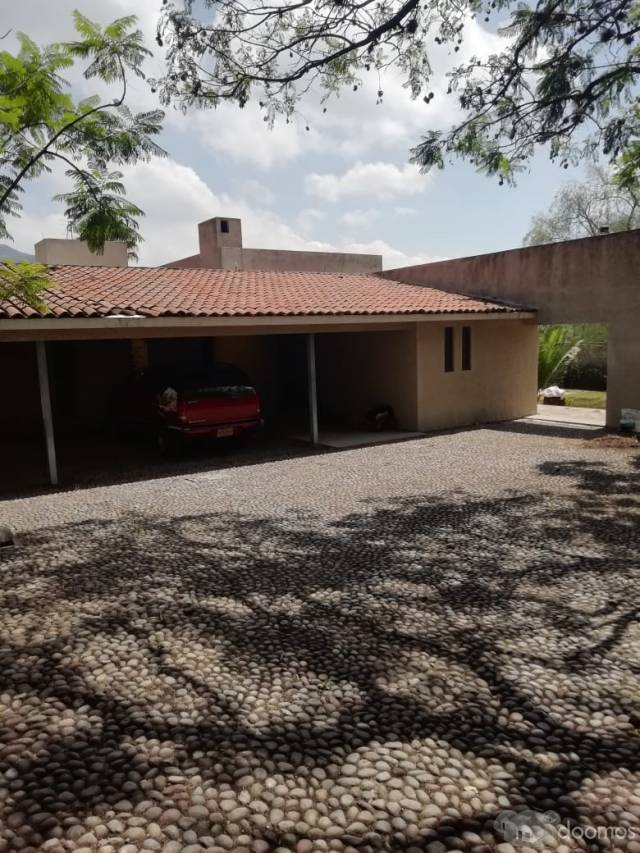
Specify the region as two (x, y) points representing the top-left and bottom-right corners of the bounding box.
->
(54, 166), (143, 260)
(0, 11), (165, 257)
(0, 260), (51, 311)
(538, 326), (584, 391)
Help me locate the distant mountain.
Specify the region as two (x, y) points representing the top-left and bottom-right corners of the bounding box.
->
(0, 244), (35, 262)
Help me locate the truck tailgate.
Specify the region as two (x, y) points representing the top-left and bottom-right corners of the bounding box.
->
(180, 389), (259, 426)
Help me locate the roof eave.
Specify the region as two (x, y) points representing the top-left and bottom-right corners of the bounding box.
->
(0, 309), (536, 333)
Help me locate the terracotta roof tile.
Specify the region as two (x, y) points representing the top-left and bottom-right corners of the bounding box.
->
(0, 265), (530, 320)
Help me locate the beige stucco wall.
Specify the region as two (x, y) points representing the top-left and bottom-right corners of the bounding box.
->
(317, 329), (419, 429)
(165, 246), (382, 273)
(383, 230), (640, 427)
(35, 239), (128, 267)
(220, 247), (382, 274)
(164, 254), (201, 269)
(316, 319), (536, 432)
(415, 319), (538, 432)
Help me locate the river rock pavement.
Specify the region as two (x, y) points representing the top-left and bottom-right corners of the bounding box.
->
(1, 427), (639, 852)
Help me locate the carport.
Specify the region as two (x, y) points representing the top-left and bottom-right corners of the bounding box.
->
(0, 265), (537, 488)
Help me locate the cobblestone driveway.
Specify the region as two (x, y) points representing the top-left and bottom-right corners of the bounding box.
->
(1, 426), (639, 853)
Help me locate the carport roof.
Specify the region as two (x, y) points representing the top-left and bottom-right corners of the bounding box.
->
(0, 265), (531, 320)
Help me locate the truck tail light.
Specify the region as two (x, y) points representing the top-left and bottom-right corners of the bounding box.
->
(177, 400), (189, 424)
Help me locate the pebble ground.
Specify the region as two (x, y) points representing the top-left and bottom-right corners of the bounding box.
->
(1, 427), (639, 853)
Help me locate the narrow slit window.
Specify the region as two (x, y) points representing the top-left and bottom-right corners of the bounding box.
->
(220, 219), (230, 233)
(444, 326), (454, 372)
(462, 326), (472, 371)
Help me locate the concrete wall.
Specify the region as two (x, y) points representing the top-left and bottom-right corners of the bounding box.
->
(317, 329), (419, 429)
(163, 215), (383, 273)
(213, 335), (278, 420)
(415, 319), (538, 432)
(219, 247), (382, 274)
(166, 254), (201, 269)
(35, 239), (128, 267)
(383, 230), (640, 426)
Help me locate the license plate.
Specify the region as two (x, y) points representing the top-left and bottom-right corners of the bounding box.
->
(217, 426), (234, 437)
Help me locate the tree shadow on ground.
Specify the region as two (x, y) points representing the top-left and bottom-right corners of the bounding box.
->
(0, 453), (639, 851)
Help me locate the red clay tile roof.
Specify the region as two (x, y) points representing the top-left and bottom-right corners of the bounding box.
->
(0, 265), (529, 320)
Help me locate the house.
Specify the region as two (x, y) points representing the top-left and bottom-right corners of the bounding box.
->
(1, 219), (539, 486)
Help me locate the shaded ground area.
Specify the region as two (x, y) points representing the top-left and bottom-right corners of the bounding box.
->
(1, 428), (639, 852)
(0, 433), (328, 500)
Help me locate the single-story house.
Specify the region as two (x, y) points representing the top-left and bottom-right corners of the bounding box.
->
(0, 264), (537, 485)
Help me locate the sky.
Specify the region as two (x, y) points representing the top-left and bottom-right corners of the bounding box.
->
(4, 0), (590, 269)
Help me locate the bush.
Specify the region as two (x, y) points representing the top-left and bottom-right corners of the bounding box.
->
(564, 362), (607, 391)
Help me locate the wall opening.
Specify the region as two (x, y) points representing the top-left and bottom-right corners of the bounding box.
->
(444, 326), (454, 373)
(461, 326), (471, 371)
(537, 322), (607, 414)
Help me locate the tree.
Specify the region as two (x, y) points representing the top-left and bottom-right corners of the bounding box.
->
(538, 325), (583, 390)
(0, 12), (165, 262)
(154, 0), (640, 184)
(524, 165), (640, 245)
(0, 260), (50, 311)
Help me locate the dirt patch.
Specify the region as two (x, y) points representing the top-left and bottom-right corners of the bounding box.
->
(584, 432), (639, 449)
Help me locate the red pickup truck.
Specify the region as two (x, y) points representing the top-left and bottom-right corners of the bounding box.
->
(120, 363), (263, 451)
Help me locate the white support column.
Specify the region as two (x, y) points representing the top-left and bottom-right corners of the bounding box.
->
(36, 341), (58, 486)
(306, 333), (319, 445)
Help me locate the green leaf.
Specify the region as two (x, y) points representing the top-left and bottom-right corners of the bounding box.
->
(53, 164), (144, 260)
(0, 11), (164, 252)
(0, 260), (51, 311)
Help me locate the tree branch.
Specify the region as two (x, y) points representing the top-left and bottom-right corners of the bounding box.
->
(0, 59), (127, 214)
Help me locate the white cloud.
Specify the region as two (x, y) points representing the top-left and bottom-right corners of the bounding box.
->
(2, 0), (504, 172)
(179, 14), (505, 168)
(394, 206), (417, 217)
(234, 178), (276, 208)
(10, 157), (435, 270)
(3, 0), (159, 44)
(188, 105), (308, 170)
(311, 19), (504, 159)
(118, 158), (441, 268)
(344, 239), (445, 269)
(10, 210), (68, 253)
(2, 0), (164, 111)
(295, 208), (326, 236)
(339, 209), (380, 229)
(306, 162), (429, 202)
